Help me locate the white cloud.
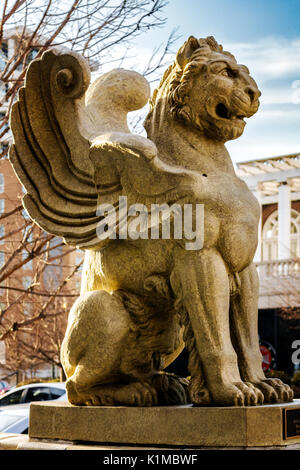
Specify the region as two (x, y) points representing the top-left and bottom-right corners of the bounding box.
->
(254, 106), (300, 120)
(228, 139), (300, 163)
(225, 37), (300, 84)
(260, 87), (299, 105)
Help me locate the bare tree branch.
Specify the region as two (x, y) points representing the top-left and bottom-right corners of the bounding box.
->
(0, 0), (172, 377)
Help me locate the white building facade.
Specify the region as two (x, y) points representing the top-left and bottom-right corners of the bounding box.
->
(236, 153), (300, 374)
(237, 153), (300, 310)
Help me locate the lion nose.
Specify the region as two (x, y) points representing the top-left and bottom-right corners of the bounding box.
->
(244, 86), (260, 103)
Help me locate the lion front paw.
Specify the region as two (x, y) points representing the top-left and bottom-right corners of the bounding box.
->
(252, 378), (294, 404)
(203, 381), (264, 406)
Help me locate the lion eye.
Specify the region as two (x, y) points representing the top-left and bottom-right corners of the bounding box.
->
(221, 68), (234, 77)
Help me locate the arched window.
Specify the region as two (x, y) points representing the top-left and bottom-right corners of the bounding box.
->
(262, 209), (300, 261)
(291, 210), (300, 257)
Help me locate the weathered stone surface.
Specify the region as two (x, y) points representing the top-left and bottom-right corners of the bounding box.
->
(29, 400), (300, 447)
(9, 36), (294, 408)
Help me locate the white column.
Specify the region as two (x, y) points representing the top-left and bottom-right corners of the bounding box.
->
(252, 188), (262, 262)
(278, 182), (291, 259)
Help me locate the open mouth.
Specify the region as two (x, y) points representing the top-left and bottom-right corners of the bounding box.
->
(215, 103), (245, 121)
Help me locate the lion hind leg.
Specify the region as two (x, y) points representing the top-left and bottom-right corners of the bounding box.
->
(66, 375), (158, 407)
(61, 290), (133, 405)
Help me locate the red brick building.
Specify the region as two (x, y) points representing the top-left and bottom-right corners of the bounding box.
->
(0, 158), (83, 382)
(0, 28), (83, 382)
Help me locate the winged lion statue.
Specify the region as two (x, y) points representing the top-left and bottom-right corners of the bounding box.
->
(9, 36), (294, 407)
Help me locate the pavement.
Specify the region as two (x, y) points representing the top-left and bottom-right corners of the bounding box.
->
(1, 433), (300, 450)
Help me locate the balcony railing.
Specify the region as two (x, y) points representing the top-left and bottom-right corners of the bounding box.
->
(255, 258), (300, 278)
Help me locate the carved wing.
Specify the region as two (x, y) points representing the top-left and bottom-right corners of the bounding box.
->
(9, 49), (108, 249)
(9, 49), (190, 249)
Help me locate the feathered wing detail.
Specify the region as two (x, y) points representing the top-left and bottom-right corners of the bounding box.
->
(9, 49), (190, 249)
(9, 49), (120, 249)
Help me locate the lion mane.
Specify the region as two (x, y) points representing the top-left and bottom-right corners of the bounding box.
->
(144, 36), (235, 133)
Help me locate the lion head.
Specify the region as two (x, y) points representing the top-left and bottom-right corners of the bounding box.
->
(145, 36), (261, 142)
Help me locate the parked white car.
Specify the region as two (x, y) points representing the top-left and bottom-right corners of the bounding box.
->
(0, 405), (30, 434)
(0, 382), (66, 434)
(0, 382), (66, 407)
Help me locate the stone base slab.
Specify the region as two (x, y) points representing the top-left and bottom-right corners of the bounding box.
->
(29, 399), (300, 448)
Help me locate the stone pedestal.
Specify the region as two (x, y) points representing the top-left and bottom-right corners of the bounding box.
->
(29, 400), (300, 448)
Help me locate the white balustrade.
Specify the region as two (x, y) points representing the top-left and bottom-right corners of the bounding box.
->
(255, 258), (300, 279)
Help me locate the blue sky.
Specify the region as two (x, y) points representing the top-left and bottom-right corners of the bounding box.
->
(142, 0), (300, 45)
(125, 0), (300, 164)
